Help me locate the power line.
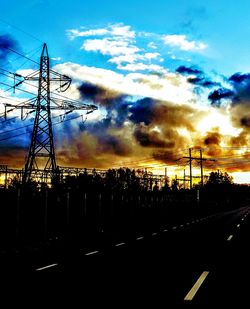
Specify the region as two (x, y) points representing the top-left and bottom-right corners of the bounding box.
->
(0, 18), (43, 43)
(13, 45), (42, 71)
(0, 67), (82, 106)
(1, 45), (39, 65)
(0, 109), (81, 136)
(0, 94), (22, 103)
(0, 113), (87, 143)
(0, 81), (37, 96)
(0, 119), (34, 135)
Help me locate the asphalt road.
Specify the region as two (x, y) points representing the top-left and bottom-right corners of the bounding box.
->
(2, 205), (250, 308)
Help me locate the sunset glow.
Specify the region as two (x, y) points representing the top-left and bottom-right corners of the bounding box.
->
(1, 1), (250, 183)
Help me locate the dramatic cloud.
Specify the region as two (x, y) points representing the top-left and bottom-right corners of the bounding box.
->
(67, 23), (167, 73)
(0, 114), (32, 167)
(208, 88), (234, 106)
(109, 52), (160, 66)
(54, 62), (193, 104)
(163, 34), (207, 51)
(208, 72), (250, 107)
(176, 65), (220, 89)
(81, 35), (165, 73)
(67, 24), (135, 40)
(117, 63), (166, 72)
(176, 65), (203, 75)
(83, 38), (139, 57)
(4, 25), (250, 176)
(228, 72), (250, 104)
(0, 34), (18, 63)
(3, 59), (250, 174)
(229, 72), (250, 84)
(53, 79), (209, 169)
(147, 42), (157, 49)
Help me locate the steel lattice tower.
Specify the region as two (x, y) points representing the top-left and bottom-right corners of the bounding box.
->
(3, 43), (98, 183)
(23, 44), (56, 183)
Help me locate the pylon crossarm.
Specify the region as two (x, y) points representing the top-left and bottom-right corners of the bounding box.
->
(25, 69), (71, 93)
(50, 98), (98, 111)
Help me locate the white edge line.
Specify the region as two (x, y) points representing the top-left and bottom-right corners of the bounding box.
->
(184, 271), (209, 301)
(36, 263), (58, 271)
(85, 250), (99, 256)
(115, 242), (125, 247)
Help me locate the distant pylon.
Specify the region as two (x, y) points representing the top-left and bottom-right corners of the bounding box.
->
(14, 43), (97, 183)
(23, 44), (56, 183)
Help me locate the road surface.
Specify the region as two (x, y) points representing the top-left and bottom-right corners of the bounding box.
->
(1, 205), (250, 307)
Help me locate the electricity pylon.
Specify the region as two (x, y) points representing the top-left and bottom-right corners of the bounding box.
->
(4, 43), (97, 183)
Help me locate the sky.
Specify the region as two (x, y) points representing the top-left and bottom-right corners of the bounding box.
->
(1, 0), (250, 183)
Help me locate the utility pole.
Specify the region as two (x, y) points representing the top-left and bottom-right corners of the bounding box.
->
(3, 43), (97, 184)
(183, 148), (215, 189)
(189, 148), (192, 189)
(165, 167), (167, 177)
(174, 169), (187, 189)
(184, 169), (186, 189)
(200, 148), (203, 186)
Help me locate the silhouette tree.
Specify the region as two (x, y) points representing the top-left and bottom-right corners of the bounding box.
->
(206, 171), (233, 186)
(171, 178), (180, 191)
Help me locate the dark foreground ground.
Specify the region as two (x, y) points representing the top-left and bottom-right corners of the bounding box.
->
(1, 204), (250, 308)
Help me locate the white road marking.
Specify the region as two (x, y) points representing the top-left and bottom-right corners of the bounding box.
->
(152, 232), (157, 236)
(237, 224), (240, 228)
(180, 224), (184, 227)
(85, 250), (99, 256)
(242, 218), (244, 221)
(36, 263), (58, 271)
(115, 242), (125, 247)
(186, 222), (190, 225)
(163, 229), (168, 232)
(227, 235), (233, 241)
(172, 226), (177, 230)
(136, 236), (144, 240)
(184, 271), (209, 301)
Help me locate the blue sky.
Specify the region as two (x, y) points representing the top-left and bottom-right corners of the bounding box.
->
(2, 0), (250, 182)
(1, 0), (250, 75)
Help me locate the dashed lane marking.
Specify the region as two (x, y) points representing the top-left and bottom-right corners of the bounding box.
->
(115, 242), (125, 247)
(85, 250), (99, 256)
(36, 263), (58, 271)
(184, 271), (210, 301)
(136, 236), (144, 240)
(227, 235), (233, 241)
